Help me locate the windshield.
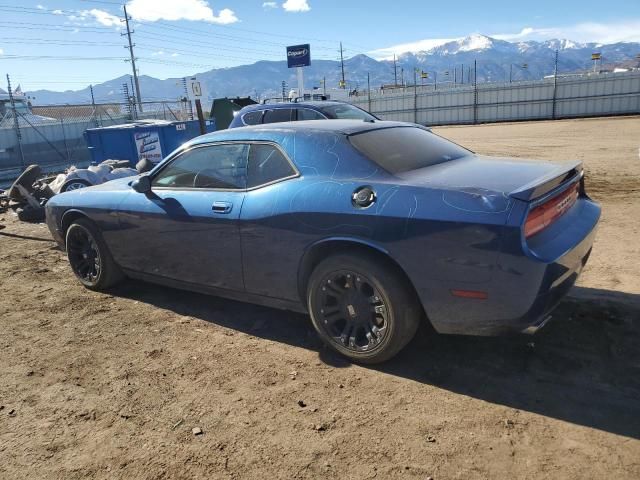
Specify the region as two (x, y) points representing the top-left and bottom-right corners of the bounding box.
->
(319, 104), (376, 121)
(349, 126), (470, 174)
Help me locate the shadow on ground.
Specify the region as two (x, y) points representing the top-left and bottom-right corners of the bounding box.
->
(111, 281), (640, 440)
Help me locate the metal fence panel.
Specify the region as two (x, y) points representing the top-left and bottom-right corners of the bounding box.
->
(350, 71), (640, 126)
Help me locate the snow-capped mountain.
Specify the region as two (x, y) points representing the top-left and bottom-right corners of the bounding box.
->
(25, 35), (640, 104)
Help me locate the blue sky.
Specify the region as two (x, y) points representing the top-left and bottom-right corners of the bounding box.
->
(1, 0), (639, 91)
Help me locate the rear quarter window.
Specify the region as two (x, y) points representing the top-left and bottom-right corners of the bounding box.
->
(263, 109), (293, 124)
(297, 108), (326, 120)
(348, 127), (469, 174)
(320, 104), (376, 121)
(242, 110), (263, 125)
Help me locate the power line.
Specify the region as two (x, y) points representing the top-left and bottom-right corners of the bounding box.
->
(1, 55), (127, 61)
(134, 31), (291, 55)
(0, 21), (115, 33)
(0, 37), (123, 46)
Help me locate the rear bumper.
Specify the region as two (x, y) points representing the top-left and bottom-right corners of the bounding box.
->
(423, 197), (600, 336)
(512, 230), (594, 334)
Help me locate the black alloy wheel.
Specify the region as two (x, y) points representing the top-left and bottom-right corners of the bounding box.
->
(316, 270), (389, 353)
(65, 218), (124, 290)
(67, 223), (102, 286)
(308, 253), (421, 364)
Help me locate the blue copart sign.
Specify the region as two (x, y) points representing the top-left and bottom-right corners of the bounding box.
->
(287, 44), (311, 68)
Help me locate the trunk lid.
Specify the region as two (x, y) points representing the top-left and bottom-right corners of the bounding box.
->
(395, 154), (582, 201)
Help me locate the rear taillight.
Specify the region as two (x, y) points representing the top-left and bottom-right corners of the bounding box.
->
(524, 182), (579, 238)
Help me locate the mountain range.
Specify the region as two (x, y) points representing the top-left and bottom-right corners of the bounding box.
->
(23, 34), (640, 105)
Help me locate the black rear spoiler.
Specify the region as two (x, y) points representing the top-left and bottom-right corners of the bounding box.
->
(509, 160), (583, 201)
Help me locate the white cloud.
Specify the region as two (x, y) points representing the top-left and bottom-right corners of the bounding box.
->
(152, 50), (165, 56)
(84, 9), (121, 27)
(126, 0), (239, 24)
(492, 27), (535, 41)
(36, 4), (46, 10)
(171, 53), (180, 57)
(263, 1), (277, 8)
(52, 9), (63, 15)
(491, 20), (640, 44)
(0, 48), (3, 55)
(282, 0), (310, 12)
(368, 37), (455, 60)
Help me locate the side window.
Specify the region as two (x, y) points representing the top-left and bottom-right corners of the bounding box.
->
(263, 109), (292, 124)
(152, 144), (248, 189)
(242, 110), (263, 125)
(297, 108), (326, 121)
(247, 144), (296, 188)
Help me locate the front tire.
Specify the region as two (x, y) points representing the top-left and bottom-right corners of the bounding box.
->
(307, 253), (421, 364)
(65, 218), (124, 290)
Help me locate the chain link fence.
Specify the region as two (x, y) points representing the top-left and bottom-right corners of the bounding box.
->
(0, 99), (195, 186)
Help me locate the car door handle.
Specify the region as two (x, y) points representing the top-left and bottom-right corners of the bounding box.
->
(212, 201), (233, 214)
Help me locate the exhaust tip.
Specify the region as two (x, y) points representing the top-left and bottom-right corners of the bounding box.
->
(522, 314), (553, 335)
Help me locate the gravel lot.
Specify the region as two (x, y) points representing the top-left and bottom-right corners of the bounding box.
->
(1, 116), (639, 479)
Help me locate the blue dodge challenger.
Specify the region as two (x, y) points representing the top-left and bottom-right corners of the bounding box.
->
(45, 120), (600, 363)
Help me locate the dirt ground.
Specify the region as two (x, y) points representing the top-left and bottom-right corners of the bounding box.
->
(1, 116), (639, 479)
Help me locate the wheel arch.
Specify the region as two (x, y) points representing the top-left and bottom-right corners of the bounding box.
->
(60, 209), (94, 243)
(297, 237), (427, 321)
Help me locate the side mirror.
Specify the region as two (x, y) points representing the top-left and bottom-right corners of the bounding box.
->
(131, 175), (151, 194)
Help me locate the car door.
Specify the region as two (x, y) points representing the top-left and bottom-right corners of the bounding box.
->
(114, 142), (248, 290)
(239, 142), (302, 301)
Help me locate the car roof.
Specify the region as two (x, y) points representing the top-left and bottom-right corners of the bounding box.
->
(196, 120), (416, 142)
(241, 101), (348, 111)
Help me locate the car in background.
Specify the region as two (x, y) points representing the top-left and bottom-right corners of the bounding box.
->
(228, 100), (377, 128)
(0, 94), (57, 128)
(45, 120), (600, 364)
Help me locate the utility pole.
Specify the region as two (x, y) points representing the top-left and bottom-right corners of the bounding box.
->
(393, 54), (398, 86)
(90, 84), (101, 127)
(339, 42), (346, 89)
(281, 80), (286, 101)
(122, 4), (142, 112)
(552, 49), (559, 119)
(6, 74), (25, 170)
(413, 67), (418, 123)
(323, 76), (326, 96)
(473, 59), (478, 124)
(474, 60), (477, 85)
(367, 72), (371, 113)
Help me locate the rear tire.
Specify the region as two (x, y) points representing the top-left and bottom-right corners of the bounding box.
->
(307, 252), (421, 364)
(65, 218), (124, 290)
